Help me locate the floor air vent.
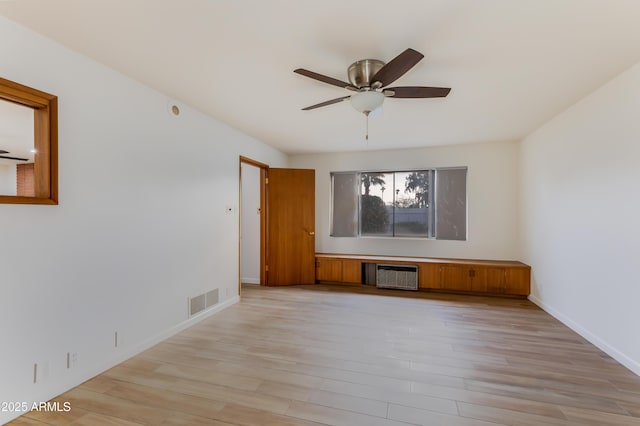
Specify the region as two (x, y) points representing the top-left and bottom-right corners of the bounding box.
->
(205, 289), (219, 308)
(189, 288), (219, 317)
(376, 264), (418, 291)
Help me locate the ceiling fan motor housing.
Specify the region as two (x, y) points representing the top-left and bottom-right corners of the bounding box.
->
(348, 59), (385, 89)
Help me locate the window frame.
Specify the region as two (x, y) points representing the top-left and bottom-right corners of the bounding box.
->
(330, 167), (467, 240)
(0, 77), (58, 205)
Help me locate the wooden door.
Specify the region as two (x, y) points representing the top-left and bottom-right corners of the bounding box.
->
(266, 168), (315, 286)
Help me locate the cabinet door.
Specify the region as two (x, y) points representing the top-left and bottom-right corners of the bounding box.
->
(419, 263), (440, 289)
(473, 267), (506, 293)
(504, 268), (530, 296)
(341, 259), (362, 284)
(316, 258), (342, 282)
(440, 265), (472, 291)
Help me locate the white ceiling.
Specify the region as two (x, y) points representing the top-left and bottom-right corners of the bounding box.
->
(2, 0), (640, 154)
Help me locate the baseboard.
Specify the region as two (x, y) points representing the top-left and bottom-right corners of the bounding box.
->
(528, 294), (640, 376)
(124, 294), (239, 355)
(94, 294), (240, 375)
(0, 295), (240, 425)
(241, 277), (260, 284)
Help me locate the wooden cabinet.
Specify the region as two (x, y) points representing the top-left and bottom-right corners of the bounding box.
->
(315, 257), (342, 282)
(341, 259), (362, 284)
(481, 267), (508, 293)
(315, 256), (362, 285)
(316, 254), (530, 297)
(439, 265), (507, 293)
(504, 268), (531, 296)
(418, 263), (440, 289)
(438, 263), (528, 296)
(440, 265), (474, 292)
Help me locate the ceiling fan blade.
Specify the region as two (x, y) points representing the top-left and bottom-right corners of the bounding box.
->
(294, 68), (355, 90)
(0, 149), (8, 154)
(384, 86), (451, 98)
(301, 96), (351, 111)
(0, 155), (29, 161)
(371, 48), (424, 88)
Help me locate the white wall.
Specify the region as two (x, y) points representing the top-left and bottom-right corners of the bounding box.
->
(0, 16), (287, 423)
(0, 163), (16, 195)
(520, 61), (640, 375)
(240, 162), (261, 284)
(290, 141), (520, 260)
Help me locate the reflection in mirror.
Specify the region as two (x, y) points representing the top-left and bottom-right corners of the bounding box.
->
(0, 77), (57, 205)
(0, 99), (35, 196)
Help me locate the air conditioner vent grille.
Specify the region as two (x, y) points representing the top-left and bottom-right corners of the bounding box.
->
(376, 264), (418, 291)
(189, 288), (220, 317)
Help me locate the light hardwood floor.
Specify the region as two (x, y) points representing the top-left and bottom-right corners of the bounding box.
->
(9, 284), (640, 426)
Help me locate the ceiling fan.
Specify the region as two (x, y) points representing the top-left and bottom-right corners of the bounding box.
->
(0, 149), (28, 161)
(294, 48), (450, 139)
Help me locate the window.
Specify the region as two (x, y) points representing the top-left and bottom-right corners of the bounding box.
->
(331, 168), (467, 240)
(0, 77), (58, 205)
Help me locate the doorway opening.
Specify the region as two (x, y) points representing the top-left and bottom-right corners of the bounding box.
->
(239, 156), (268, 295)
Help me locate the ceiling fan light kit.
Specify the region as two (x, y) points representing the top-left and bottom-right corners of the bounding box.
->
(350, 90), (384, 141)
(350, 90), (384, 114)
(294, 48), (451, 141)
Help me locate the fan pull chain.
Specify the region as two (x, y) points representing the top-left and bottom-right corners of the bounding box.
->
(365, 111), (370, 142)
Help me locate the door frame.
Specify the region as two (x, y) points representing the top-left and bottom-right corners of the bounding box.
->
(239, 156), (268, 295)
